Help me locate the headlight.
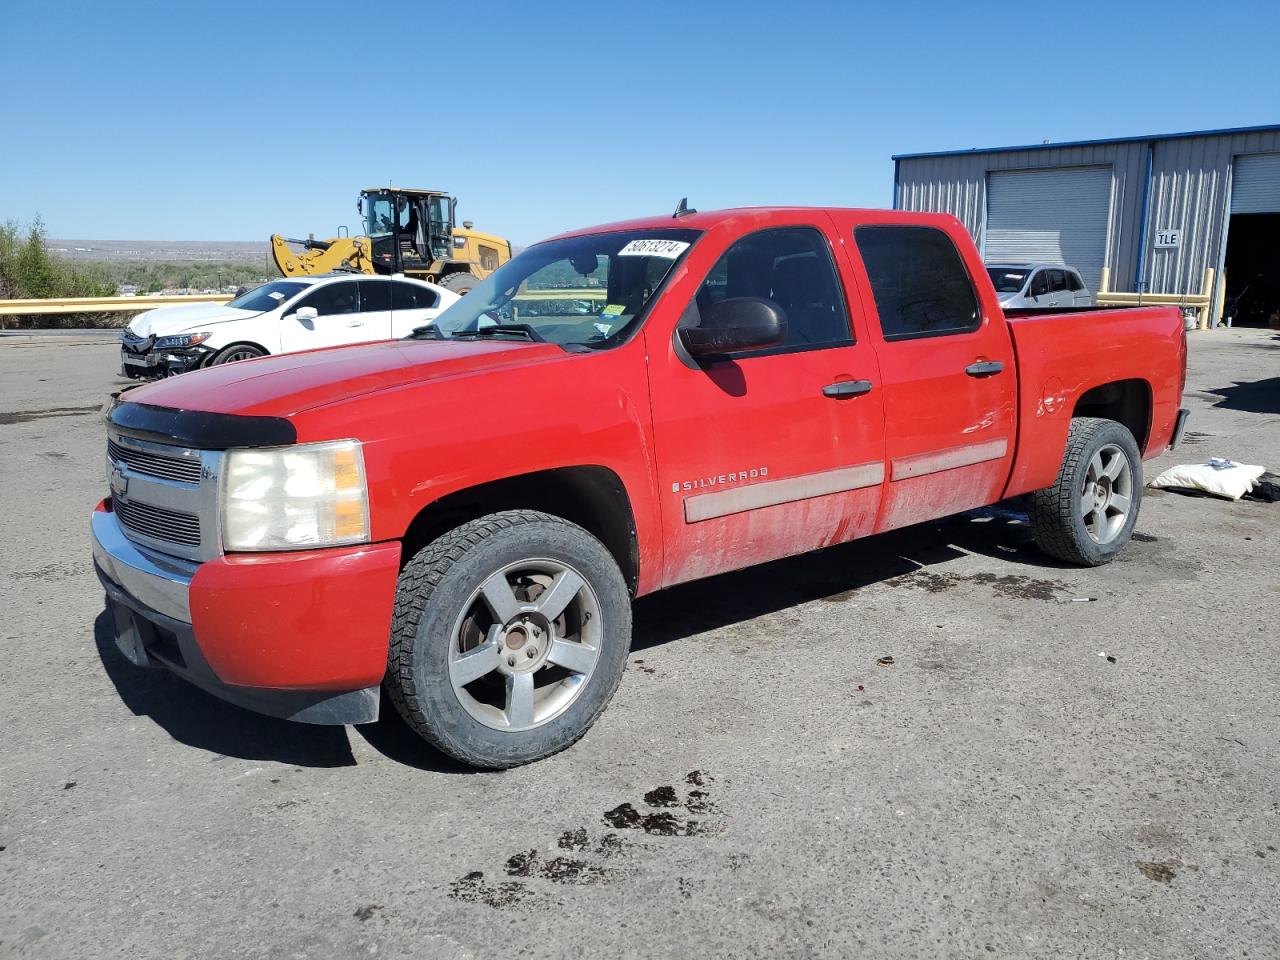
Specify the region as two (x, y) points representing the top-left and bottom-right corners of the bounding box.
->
(153, 332), (212, 350)
(221, 440), (370, 551)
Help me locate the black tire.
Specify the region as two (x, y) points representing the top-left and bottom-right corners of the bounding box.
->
(438, 272), (479, 295)
(209, 342), (266, 365)
(386, 510), (631, 769)
(1029, 417), (1143, 566)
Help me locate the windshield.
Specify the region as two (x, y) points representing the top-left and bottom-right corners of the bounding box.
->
(987, 267), (1030, 294)
(365, 194), (396, 238)
(226, 280), (308, 312)
(424, 228), (700, 349)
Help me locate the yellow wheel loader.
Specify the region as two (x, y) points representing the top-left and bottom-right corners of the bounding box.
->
(270, 187), (511, 294)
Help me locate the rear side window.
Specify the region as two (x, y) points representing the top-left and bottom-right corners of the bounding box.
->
(358, 279), (392, 312)
(854, 226), (980, 340)
(392, 281), (439, 310)
(1066, 270), (1084, 291)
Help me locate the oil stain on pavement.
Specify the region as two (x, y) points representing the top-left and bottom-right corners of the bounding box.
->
(448, 772), (720, 909)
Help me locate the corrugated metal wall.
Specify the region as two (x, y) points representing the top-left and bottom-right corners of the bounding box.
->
(1143, 129), (1280, 296)
(896, 129), (1280, 299)
(897, 143), (1146, 290)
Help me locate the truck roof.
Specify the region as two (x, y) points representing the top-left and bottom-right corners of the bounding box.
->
(547, 206), (962, 242)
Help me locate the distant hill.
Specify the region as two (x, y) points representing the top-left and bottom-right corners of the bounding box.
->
(49, 239), (268, 263)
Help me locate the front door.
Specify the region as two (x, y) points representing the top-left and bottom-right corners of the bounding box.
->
(280, 279), (389, 353)
(646, 219), (887, 587)
(839, 218), (1017, 533)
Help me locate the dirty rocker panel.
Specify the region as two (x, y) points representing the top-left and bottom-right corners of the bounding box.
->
(683, 461), (886, 523)
(890, 439), (1009, 481)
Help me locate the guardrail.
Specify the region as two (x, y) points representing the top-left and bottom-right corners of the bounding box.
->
(0, 294), (233, 317)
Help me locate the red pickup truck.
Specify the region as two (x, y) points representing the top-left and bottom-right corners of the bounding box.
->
(94, 206), (1188, 768)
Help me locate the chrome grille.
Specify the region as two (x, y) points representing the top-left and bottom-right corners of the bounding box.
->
(106, 431), (222, 561)
(108, 438), (202, 484)
(114, 499), (202, 547)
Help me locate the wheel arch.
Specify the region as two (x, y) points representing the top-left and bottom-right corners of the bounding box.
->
(207, 340), (271, 365)
(1072, 378), (1153, 452)
(401, 465), (641, 594)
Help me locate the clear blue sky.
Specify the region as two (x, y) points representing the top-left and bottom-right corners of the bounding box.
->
(2, 0), (1277, 246)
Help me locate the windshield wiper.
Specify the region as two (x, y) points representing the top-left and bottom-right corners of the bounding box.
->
(450, 324), (545, 343)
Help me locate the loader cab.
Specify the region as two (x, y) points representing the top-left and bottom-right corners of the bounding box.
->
(360, 188), (455, 274)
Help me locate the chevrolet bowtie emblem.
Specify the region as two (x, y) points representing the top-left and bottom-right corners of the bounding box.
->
(109, 463), (128, 499)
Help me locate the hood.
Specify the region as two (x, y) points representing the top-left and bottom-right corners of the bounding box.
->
(121, 337), (565, 418)
(126, 303), (261, 338)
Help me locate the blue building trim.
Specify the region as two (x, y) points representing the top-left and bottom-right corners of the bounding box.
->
(892, 158), (901, 209)
(1133, 143), (1155, 291)
(891, 122), (1280, 161)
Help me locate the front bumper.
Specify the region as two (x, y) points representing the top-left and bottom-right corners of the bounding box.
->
(91, 504), (401, 724)
(120, 344), (212, 379)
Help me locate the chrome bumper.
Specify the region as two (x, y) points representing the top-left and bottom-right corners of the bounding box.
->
(91, 508), (196, 622)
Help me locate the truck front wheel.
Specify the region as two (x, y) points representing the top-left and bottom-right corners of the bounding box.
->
(385, 510), (631, 768)
(1028, 416), (1143, 566)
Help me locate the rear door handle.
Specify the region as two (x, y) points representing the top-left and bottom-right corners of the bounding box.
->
(347, 318), (365, 327)
(822, 380), (873, 398)
(965, 361), (1004, 377)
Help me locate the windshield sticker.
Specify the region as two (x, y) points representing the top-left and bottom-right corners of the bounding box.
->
(618, 239), (690, 258)
(268, 291), (286, 300)
(602, 304), (625, 316)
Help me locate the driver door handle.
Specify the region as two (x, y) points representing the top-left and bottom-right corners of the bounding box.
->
(347, 318), (366, 327)
(822, 380), (873, 399)
(965, 361), (1004, 377)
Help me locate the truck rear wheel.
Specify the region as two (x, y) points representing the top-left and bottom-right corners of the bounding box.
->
(1028, 416), (1142, 566)
(385, 510), (631, 769)
(438, 272), (479, 295)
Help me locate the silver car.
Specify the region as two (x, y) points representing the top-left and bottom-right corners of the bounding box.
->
(986, 263), (1093, 309)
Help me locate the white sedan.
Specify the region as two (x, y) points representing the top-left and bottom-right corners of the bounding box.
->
(119, 273), (459, 377)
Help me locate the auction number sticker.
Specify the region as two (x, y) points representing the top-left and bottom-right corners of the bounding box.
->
(618, 239), (690, 258)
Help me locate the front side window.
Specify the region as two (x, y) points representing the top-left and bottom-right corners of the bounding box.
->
(296, 281), (359, 317)
(855, 226), (980, 340)
(685, 227), (851, 351)
(1047, 269), (1067, 293)
(1029, 270), (1050, 298)
(426, 228), (699, 349)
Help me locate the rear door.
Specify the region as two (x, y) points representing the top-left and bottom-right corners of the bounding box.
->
(1066, 269), (1092, 306)
(838, 217), (1017, 532)
(646, 217), (887, 586)
(355, 279), (395, 340)
(390, 280), (443, 337)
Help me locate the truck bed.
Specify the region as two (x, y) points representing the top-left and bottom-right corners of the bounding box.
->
(1001, 304), (1186, 498)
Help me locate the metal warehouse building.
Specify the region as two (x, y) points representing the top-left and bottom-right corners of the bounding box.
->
(893, 123), (1280, 328)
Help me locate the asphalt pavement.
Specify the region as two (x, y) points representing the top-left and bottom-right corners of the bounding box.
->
(1, 328), (1278, 959)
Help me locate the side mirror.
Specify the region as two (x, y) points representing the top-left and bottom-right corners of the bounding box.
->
(294, 306), (319, 322)
(678, 297), (787, 358)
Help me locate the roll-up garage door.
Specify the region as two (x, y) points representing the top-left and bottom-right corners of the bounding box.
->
(1231, 154), (1280, 213)
(984, 166), (1112, 292)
